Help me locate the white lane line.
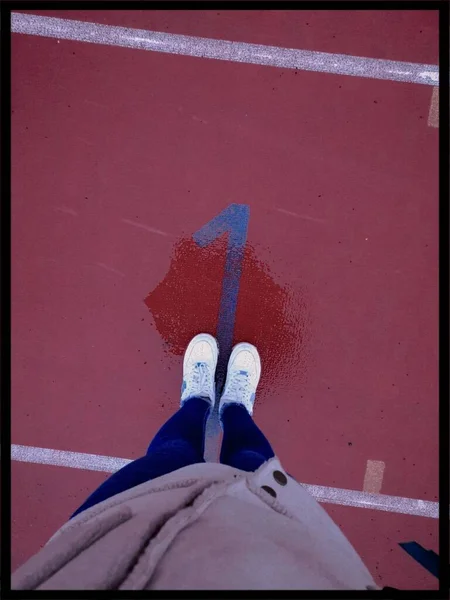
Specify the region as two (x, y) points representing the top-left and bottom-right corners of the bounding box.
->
(428, 85), (439, 127)
(11, 444), (439, 518)
(363, 460), (386, 493)
(12, 444), (131, 473)
(11, 13), (439, 86)
(305, 482), (438, 519)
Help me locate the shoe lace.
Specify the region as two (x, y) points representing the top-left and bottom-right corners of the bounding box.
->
(189, 362), (211, 393)
(225, 370), (250, 402)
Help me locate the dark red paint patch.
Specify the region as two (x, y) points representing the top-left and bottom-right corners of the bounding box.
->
(145, 237), (310, 404)
(235, 244), (311, 401)
(145, 236), (227, 354)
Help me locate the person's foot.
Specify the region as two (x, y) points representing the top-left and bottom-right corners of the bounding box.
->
(219, 342), (261, 421)
(180, 333), (219, 407)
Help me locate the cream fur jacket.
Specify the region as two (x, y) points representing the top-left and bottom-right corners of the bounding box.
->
(12, 457), (378, 590)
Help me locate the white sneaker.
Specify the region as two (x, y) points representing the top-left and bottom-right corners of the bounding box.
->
(219, 342), (261, 420)
(180, 333), (219, 407)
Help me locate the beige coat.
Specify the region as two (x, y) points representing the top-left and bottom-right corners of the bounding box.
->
(12, 457), (378, 590)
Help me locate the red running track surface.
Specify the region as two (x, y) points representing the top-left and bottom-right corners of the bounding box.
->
(11, 10), (439, 589)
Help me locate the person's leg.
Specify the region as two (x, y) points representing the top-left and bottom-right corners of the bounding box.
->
(71, 397), (210, 518)
(218, 342), (274, 472)
(71, 333), (219, 519)
(220, 403), (274, 471)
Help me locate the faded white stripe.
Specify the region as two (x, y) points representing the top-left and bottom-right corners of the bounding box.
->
(54, 206), (78, 216)
(94, 262), (126, 277)
(428, 85), (439, 127)
(363, 460), (386, 493)
(276, 208), (326, 224)
(121, 218), (168, 237)
(11, 444), (439, 518)
(11, 13), (439, 86)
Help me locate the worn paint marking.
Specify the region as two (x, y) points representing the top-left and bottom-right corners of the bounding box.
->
(363, 459), (385, 493)
(427, 86), (439, 128)
(122, 218), (169, 237)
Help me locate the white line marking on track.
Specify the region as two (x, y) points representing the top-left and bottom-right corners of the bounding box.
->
(428, 85), (439, 128)
(11, 444), (439, 519)
(122, 218), (169, 237)
(11, 13), (439, 86)
(305, 481), (438, 519)
(363, 460), (385, 493)
(12, 444), (130, 473)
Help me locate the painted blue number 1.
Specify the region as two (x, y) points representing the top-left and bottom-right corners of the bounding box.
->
(193, 204), (250, 392)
